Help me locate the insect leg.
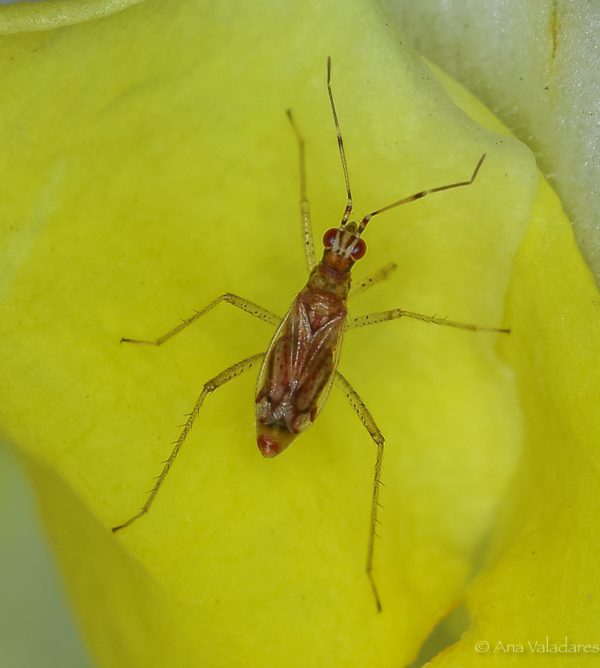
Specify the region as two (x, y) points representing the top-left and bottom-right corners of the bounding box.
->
(286, 109), (316, 274)
(121, 293), (281, 346)
(348, 263), (397, 300)
(112, 352), (266, 532)
(346, 308), (510, 333)
(335, 370), (384, 613)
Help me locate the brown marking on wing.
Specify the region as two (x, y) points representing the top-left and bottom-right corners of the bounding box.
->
(295, 317), (341, 414)
(255, 284), (346, 435)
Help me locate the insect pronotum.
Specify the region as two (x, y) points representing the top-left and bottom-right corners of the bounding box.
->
(113, 58), (509, 612)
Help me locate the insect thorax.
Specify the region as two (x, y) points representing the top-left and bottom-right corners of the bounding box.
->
(309, 262), (352, 300)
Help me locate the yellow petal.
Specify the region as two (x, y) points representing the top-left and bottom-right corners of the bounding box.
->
(0, 0), (543, 666)
(431, 178), (600, 665)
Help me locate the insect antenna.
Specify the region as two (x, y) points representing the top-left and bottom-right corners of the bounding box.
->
(358, 153), (487, 234)
(327, 56), (353, 227)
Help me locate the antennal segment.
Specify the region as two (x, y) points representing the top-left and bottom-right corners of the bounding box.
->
(327, 57), (353, 226)
(358, 153), (486, 234)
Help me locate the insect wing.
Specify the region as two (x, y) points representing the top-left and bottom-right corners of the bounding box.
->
(255, 292), (345, 434)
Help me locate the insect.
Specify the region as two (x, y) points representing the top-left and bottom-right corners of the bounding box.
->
(113, 58), (509, 612)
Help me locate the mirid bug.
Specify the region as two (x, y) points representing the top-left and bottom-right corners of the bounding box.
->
(113, 58), (509, 612)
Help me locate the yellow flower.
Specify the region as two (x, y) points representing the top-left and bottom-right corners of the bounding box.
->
(1, 0), (596, 666)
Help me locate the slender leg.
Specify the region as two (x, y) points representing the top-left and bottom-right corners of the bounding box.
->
(348, 263), (397, 300)
(286, 110), (316, 274)
(113, 352), (265, 532)
(122, 293), (281, 346)
(335, 371), (385, 613)
(347, 308), (510, 333)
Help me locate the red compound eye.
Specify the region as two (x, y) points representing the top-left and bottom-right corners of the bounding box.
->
(352, 238), (367, 259)
(323, 228), (338, 248)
